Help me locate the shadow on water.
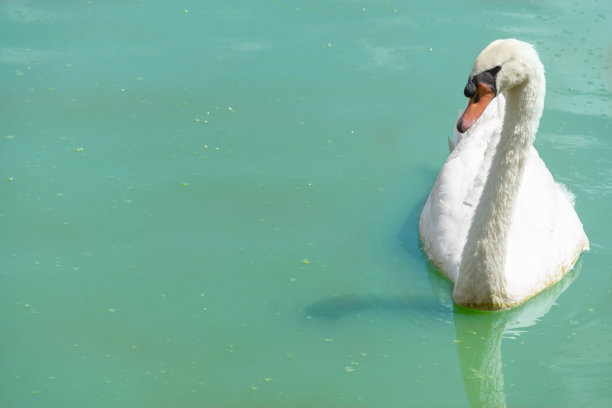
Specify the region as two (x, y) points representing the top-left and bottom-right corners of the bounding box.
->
(302, 187), (445, 320)
(303, 293), (445, 320)
(397, 166), (435, 262)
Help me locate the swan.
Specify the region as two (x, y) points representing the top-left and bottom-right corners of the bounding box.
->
(419, 39), (589, 310)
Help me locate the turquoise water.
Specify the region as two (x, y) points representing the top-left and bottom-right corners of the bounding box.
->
(2, 1), (611, 407)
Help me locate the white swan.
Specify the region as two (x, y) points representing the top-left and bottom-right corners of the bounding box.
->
(419, 39), (589, 310)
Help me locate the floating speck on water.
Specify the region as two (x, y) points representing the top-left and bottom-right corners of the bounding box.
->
(301, 259), (311, 265)
(250, 386), (257, 391)
(181, 182), (190, 187)
(108, 308), (116, 313)
(7, 177), (14, 182)
(75, 147), (84, 152)
(324, 338), (334, 342)
(264, 377), (271, 383)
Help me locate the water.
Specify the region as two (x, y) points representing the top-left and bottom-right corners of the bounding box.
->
(2, 1), (611, 407)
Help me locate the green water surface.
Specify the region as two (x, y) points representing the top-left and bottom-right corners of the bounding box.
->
(2, 1), (611, 407)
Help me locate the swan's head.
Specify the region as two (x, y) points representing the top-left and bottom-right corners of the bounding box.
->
(456, 39), (545, 133)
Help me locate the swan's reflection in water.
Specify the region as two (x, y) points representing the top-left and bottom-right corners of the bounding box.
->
(304, 262), (581, 408)
(452, 262), (581, 408)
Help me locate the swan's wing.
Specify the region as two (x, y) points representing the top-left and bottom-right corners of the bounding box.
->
(505, 148), (589, 300)
(420, 95), (506, 281)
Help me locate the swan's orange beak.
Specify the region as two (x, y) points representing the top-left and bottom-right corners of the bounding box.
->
(456, 83), (496, 133)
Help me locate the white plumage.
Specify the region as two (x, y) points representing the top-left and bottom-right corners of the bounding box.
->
(419, 39), (589, 310)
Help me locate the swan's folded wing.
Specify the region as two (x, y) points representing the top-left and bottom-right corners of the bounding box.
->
(421, 96), (506, 281)
(505, 148), (589, 300)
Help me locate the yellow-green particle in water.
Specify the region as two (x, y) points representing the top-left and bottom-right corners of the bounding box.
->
(302, 259), (311, 265)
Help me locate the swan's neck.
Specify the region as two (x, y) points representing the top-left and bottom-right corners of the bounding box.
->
(454, 77), (545, 310)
